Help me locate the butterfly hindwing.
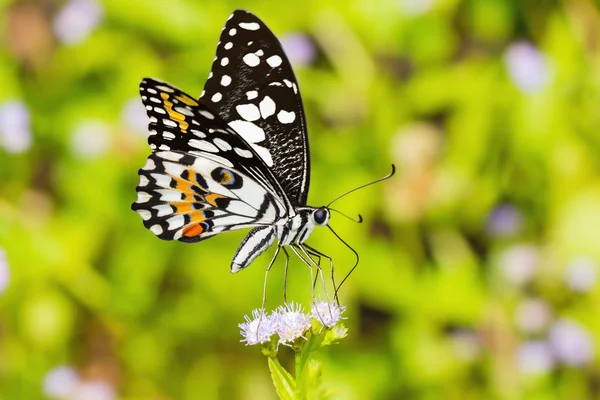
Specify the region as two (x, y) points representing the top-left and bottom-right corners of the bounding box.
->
(200, 9), (310, 206)
(132, 151), (285, 242)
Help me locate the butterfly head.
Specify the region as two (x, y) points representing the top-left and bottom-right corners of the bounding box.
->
(313, 207), (330, 226)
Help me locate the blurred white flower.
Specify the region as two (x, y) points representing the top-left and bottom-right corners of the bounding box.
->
(497, 243), (540, 286)
(0, 100), (32, 153)
(276, 302), (311, 346)
(398, 0), (434, 16)
(70, 121), (110, 159)
(43, 366), (79, 399)
(514, 298), (552, 334)
(548, 319), (594, 366)
(280, 33), (317, 67)
(504, 41), (550, 93)
(121, 98), (148, 136)
(53, 0), (104, 45)
(516, 341), (554, 374)
(0, 248), (9, 294)
(311, 301), (345, 328)
(239, 309), (278, 346)
(565, 257), (598, 293)
(71, 380), (115, 400)
(486, 203), (523, 238)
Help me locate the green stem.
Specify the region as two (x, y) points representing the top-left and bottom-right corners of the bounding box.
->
(294, 349), (303, 399)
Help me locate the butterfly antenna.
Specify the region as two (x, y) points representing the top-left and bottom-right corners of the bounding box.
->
(329, 208), (363, 223)
(326, 164), (396, 207)
(327, 224), (359, 298)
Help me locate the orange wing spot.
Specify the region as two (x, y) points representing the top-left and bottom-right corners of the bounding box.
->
(175, 94), (198, 106)
(161, 93), (189, 133)
(188, 210), (206, 223)
(205, 193), (226, 207)
(220, 170), (233, 185)
(182, 224), (203, 237)
(172, 202), (194, 213)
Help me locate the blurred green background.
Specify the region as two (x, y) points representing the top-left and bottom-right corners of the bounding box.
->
(1, 0), (600, 399)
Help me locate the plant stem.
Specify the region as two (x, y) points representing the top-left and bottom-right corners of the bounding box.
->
(294, 349), (303, 399)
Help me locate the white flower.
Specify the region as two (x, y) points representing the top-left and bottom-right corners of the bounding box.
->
(311, 301), (345, 328)
(0, 100), (32, 153)
(516, 341), (554, 375)
(239, 309), (277, 346)
(275, 302), (311, 345)
(504, 41), (551, 93)
(43, 366), (79, 398)
(54, 0), (104, 45)
(565, 257), (598, 293)
(548, 319), (594, 366)
(71, 380), (115, 400)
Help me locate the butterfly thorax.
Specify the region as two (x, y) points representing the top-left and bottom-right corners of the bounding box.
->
(277, 207), (330, 246)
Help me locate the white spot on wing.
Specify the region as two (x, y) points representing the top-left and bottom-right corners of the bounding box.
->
(221, 57), (229, 66)
(228, 120), (265, 142)
(155, 85), (174, 93)
(234, 147), (253, 158)
(154, 107), (166, 114)
(246, 90), (258, 100)
(224, 42), (233, 50)
(236, 104), (261, 121)
(198, 110), (215, 120)
(191, 129), (206, 138)
(147, 88), (157, 94)
(137, 191), (151, 203)
(142, 158), (156, 170)
(229, 28), (237, 36)
(259, 96), (276, 118)
(153, 204), (173, 217)
(163, 119), (177, 127)
(174, 106), (193, 116)
(158, 152), (184, 162)
(267, 55), (282, 67)
(239, 22), (260, 30)
(138, 210), (151, 220)
(252, 144), (273, 167)
(243, 53), (260, 67)
(213, 138), (232, 151)
(211, 93), (222, 103)
(189, 139), (219, 153)
(150, 224), (163, 235)
(138, 175), (149, 187)
(167, 215), (185, 230)
(255, 49), (264, 56)
(277, 110), (296, 124)
(221, 75), (232, 86)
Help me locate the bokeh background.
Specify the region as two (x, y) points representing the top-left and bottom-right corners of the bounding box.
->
(1, 0), (600, 399)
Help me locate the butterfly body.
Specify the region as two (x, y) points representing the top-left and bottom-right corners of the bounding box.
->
(133, 10), (333, 273)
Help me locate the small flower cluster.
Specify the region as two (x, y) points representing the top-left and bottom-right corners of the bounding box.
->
(239, 301), (346, 347)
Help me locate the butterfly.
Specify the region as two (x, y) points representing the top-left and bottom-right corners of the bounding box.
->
(132, 10), (394, 277)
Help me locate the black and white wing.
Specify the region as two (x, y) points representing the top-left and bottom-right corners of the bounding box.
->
(132, 78), (288, 242)
(200, 9), (310, 207)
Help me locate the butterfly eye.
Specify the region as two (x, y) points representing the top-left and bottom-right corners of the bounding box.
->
(313, 208), (329, 226)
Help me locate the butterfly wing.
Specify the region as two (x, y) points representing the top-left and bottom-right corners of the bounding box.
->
(132, 78), (288, 242)
(200, 9), (310, 206)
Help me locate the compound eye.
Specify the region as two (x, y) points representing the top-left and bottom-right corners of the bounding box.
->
(313, 208), (328, 225)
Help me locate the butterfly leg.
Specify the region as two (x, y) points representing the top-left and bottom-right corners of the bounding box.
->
(257, 245), (282, 342)
(282, 247), (290, 303)
(289, 245), (317, 303)
(295, 244), (331, 313)
(303, 244), (339, 306)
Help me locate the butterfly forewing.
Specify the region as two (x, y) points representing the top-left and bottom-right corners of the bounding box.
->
(133, 78), (289, 242)
(200, 9), (310, 206)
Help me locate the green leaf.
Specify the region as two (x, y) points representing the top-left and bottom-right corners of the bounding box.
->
(268, 356), (296, 400)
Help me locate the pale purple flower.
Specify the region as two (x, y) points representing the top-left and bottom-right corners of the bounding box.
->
(504, 41), (550, 93)
(71, 380), (115, 400)
(398, 0), (434, 16)
(516, 341), (554, 374)
(280, 33), (317, 67)
(514, 298), (552, 334)
(276, 302), (311, 345)
(497, 243), (540, 286)
(43, 366), (79, 399)
(311, 301), (345, 328)
(0, 248), (9, 294)
(239, 309), (278, 345)
(565, 257), (598, 293)
(54, 0), (104, 45)
(548, 319), (594, 366)
(71, 121), (110, 159)
(486, 203), (523, 237)
(0, 100), (32, 153)
(121, 98), (148, 136)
